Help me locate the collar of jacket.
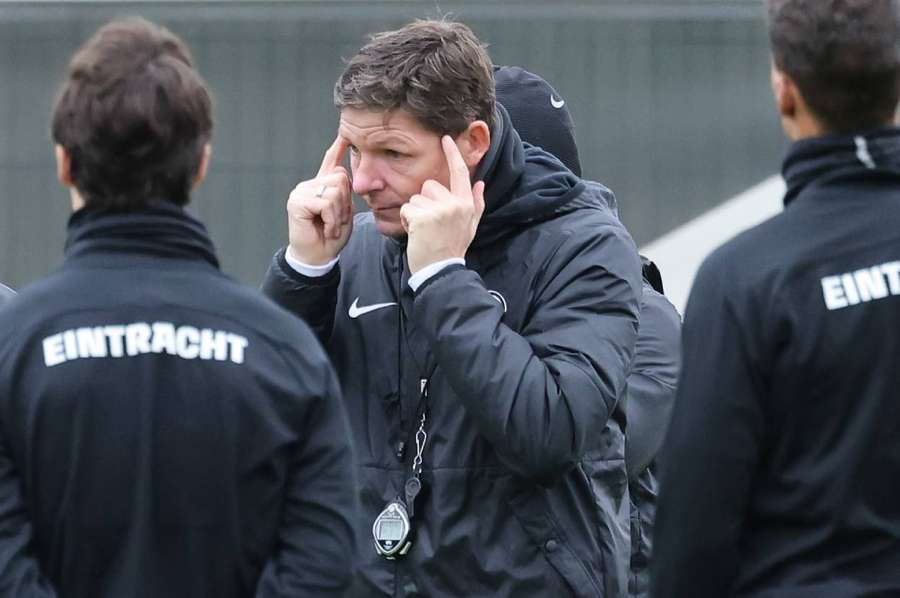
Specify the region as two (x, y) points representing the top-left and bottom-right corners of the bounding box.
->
(781, 126), (900, 207)
(63, 199), (220, 269)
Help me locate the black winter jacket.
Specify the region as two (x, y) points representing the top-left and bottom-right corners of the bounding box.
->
(264, 106), (642, 597)
(653, 128), (900, 597)
(0, 204), (357, 598)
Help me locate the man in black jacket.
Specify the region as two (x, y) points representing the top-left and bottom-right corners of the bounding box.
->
(263, 19), (642, 597)
(0, 18), (357, 597)
(652, 1), (900, 596)
(494, 65), (683, 598)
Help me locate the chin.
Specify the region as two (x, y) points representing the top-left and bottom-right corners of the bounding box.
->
(373, 215), (407, 238)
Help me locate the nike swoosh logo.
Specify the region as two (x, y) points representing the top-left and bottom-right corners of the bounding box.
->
(348, 298), (398, 319)
(550, 95), (565, 109)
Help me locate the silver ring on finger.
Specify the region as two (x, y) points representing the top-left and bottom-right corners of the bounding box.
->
(315, 184), (329, 199)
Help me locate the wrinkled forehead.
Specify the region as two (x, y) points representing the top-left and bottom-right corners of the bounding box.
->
(338, 107), (438, 147)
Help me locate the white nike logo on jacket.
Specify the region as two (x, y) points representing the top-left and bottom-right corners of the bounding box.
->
(348, 298), (398, 319)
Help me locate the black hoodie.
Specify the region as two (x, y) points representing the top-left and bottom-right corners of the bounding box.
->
(263, 105), (642, 597)
(494, 64), (683, 596)
(0, 203), (358, 598)
(652, 128), (900, 597)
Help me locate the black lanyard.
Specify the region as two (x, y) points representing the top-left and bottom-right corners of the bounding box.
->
(394, 253), (439, 518)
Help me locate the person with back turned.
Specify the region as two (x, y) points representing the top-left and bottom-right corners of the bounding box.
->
(653, 1), (900, 596)
(0, 18), (357, 597)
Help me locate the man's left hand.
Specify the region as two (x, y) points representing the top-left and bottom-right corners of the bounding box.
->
(401, 135), (486, 274)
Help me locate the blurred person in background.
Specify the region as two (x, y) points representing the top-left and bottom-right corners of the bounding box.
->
(494, 65), (682, 598)
(653, 1), (900, 596)
(0, 17), (356, 598)
(263, 18), (642, 598)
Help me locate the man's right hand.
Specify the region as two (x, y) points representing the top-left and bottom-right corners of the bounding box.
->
(286, 135), (354, 266)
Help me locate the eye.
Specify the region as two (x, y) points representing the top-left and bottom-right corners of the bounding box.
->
(385, 149), (407, 159)
(348, 144), (360, 156)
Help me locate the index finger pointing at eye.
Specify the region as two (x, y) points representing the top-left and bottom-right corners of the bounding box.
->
(442, 135), (473, 198)
(318, 135), (351, 177)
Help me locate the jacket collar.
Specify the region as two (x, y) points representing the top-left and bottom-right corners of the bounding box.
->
(64, 200), (220, 269)
(782, 127), (900, 206)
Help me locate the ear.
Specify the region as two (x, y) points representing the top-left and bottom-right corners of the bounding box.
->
(55, 145), (74, 188)
(771, 65), (797, 121)
(455, 121), (491, 175)
(56, 145), (86, 211)
(193, 143), (212, 188)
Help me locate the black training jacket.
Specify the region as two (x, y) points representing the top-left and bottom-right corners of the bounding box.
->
(653, 128), (900, 597)
(264, 105), (642, 597)
(0, 203), (357, 598)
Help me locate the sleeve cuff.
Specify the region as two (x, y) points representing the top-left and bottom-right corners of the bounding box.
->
(284, 246), (339, 278)
(408, 258), (466, 292)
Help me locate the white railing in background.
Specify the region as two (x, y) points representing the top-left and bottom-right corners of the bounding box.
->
(640, 175), (786, 315)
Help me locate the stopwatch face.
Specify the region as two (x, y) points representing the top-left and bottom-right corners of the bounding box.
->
(373, 501), (411, 557)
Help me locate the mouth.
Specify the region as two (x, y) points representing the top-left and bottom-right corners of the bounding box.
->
(370, 206), (401, 218)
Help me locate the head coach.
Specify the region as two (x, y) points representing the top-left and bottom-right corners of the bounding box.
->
(263, 18), (642, 597)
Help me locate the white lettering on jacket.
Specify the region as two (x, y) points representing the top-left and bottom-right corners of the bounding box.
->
(821, 260), (900, 311)
(42, 322), (248, 367)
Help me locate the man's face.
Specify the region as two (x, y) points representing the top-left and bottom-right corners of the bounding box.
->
(339, 107), (451, 237)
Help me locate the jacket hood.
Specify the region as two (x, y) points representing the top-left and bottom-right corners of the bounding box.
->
(585, 180), (619, 218)
(472, 104), (588, 247)
(782, 126), (900, 206)
(64, 200), (220, 269)
(494, 65), (582, 177)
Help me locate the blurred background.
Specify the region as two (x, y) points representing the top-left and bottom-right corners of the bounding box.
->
(0, 0), (786, 307)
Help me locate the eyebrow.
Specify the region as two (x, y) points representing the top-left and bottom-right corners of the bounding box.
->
(368, 134), (413, 148)
(340, 128), (413, 149)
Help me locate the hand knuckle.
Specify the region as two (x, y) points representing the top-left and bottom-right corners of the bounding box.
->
(423, 180), (440, 194)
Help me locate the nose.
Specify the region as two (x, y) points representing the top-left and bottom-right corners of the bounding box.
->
(351, 154), (385, 196)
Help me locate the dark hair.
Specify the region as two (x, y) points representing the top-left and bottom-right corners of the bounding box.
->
(334, 19), (495, 135)
(768, 0), (900, 133)
(51, 17), (213, 210)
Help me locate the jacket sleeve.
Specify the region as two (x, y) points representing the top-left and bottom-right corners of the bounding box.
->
(650, 253), (766, 598)
(413, 226), (641, 482)
(255, 339), (358, 597)
(624, 284), (682, 479)
(0, 435), (57, 597)
(261, 248), (340, 344)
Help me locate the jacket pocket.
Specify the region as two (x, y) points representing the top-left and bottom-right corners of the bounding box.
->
(508, 488), (603, 598)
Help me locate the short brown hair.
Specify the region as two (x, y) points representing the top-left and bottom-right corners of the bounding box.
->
(768, 0), (900, 133)
(334, 19), (495, 135)
(51, 18), (213, 210)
